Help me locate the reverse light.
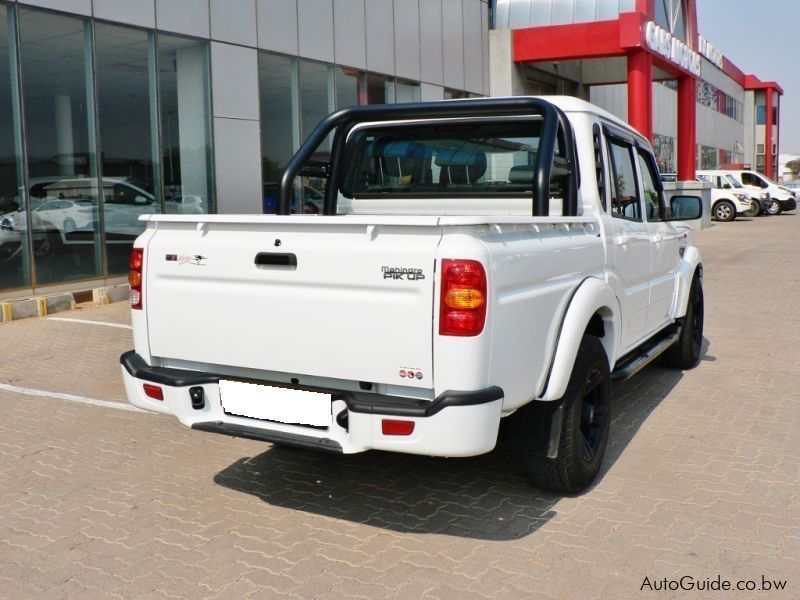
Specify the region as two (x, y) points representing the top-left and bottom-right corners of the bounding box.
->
(143, 384), (163, 400)
(129, 248), (143, 310)
(382, 419), (415, 436)
(439, 259), (487, 336)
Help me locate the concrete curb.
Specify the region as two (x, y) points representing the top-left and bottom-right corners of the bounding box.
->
(0, 284), (130, 324)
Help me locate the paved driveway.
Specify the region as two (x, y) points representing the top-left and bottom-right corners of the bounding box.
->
(0, 214), (798, 599)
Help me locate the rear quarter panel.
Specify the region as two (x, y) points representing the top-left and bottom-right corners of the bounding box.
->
(434, 222), (604, 411)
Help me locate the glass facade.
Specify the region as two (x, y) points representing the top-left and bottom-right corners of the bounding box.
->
(652, 134), (675, 174)
(0, 5), (214, 296)
(696, 81), (742, 122)
(0, 5), (29, 291)
(257, 51), (422, 214)
(19, 8), (102, 286)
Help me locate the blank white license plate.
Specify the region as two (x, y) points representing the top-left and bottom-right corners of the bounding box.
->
(219, 380), (332, 426)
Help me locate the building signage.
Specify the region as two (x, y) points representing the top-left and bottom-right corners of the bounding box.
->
(698, 36), (724, 70)
(644, 21), (701, 77)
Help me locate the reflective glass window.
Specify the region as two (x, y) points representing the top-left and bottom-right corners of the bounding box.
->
(95, 24), (159, 275)
(0, 6), (29, 290)
(259, 53), (295, 214)
(19, 9), (102, 286)
(366, 73), (394, 104)
(299, 59), (333, 214)
(395, 80), (421, 103)
(335, 66), (365, 109)
(157, 34), (214, 214)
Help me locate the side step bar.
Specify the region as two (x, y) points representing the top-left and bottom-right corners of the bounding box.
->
(611, 330), (680, 382)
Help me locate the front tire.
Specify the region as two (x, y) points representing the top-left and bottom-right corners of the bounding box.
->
(742, 200), (760, 218)
(524, 335), (611, 494)
(712, 200), (736, 222)
(767, 200), (782, 215)
(662, 274), (704, 369)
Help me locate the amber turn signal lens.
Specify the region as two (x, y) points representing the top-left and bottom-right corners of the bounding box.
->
(444, 288), (485, 309)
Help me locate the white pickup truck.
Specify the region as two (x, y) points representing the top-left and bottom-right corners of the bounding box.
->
(121, 97), (704, 493)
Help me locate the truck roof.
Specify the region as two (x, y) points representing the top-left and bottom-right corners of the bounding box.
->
(456, 95), (646, 144)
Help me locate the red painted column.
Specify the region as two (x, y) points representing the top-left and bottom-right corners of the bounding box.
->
(776, 94), (781, 179)
(764, 87), (774, 178)
(627, 49), (653, 141)
(677, 76), (697, 180)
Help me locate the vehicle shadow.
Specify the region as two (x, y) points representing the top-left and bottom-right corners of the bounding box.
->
(212, 342), (706, 541)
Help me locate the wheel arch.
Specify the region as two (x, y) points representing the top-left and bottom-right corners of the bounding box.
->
(672, 247), (703, 319)
(538, 278), (619, 401)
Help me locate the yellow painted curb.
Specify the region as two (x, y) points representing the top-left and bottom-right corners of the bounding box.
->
(0, 302), (11, 322)
(36, 297), (47, 317)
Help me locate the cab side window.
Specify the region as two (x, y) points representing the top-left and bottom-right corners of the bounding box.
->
(742, 172), (768, 188)
(607, 139), (641, 221)
(636, 149), (664, 221)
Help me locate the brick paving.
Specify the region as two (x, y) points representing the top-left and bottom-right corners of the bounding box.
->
(0, 214), (798, 599)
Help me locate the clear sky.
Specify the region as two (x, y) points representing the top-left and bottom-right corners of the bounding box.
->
(696, 0), (800, 154)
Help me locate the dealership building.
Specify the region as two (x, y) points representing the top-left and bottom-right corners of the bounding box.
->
(0, 0), (782, 300)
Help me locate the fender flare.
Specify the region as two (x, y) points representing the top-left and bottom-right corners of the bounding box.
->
(539, 277), (619, 401)
(671, 246), (703, 319)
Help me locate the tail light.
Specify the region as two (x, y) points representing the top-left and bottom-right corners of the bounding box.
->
(129, 248), (143, 310)
(439, 259), (487, 336)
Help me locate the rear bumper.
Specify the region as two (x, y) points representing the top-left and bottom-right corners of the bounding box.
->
(120, 351), (504, 457)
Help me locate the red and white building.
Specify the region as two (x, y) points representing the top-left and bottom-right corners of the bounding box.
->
(490, 0), (782, 180)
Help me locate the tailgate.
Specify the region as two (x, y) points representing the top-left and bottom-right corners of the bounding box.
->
(144, 219), (441, 387)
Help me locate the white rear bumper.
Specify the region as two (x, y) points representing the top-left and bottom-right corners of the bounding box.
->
(121, 364), (503, 457)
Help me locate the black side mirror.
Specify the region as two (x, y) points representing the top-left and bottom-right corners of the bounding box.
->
(722, 183), (731, 189)
(669, 195), (703, 221)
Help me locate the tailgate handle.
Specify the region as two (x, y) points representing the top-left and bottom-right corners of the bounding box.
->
(255, 252), (297, 269)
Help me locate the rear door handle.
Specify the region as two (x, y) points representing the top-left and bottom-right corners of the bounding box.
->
(255, 252), (297, 268)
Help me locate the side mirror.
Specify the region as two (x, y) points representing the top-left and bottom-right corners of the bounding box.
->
(722, 183), (731, 189)
(134, 195), (148, 205)
(669, 195), (703, 221)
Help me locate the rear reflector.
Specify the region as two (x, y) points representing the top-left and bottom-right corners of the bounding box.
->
(381, 419), (415, 436)
(143, 384), (163, 400)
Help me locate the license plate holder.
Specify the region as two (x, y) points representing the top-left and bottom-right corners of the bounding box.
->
(219, 380), (332, 426)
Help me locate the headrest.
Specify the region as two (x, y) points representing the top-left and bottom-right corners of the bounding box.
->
(383, 141), (429, 159)
(434, 148), (487, 169)
(508, 165), (534, 184)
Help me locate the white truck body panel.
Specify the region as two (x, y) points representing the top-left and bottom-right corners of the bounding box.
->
(121, 96), (704, 462)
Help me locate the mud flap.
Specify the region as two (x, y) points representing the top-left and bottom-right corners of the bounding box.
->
(509, 400), (564, 459)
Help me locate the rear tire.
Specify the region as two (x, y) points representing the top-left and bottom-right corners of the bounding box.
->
(662, 274), (704, 370)
(712, 200), (736, 222)
(524, 335), (611, 494)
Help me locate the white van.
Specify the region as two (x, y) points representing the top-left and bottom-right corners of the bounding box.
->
(724, 170), (796, 215)
(695, 172), (755, 221)
(697, 170), (772, 217)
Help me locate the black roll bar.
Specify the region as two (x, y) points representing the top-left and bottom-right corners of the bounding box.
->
(278, 97), (580, 217)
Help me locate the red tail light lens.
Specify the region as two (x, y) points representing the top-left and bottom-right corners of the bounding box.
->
(439, 259), (487, 336)
(129, 248), (143, 310)
(382, 419), (415, 436)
